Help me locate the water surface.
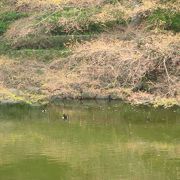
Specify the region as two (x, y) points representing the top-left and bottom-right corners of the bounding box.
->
(0, 101), (179, 180)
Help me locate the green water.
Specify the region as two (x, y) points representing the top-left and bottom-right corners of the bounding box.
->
(0, 101), (179, 180)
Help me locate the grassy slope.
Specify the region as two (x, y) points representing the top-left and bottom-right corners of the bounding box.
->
(0, 0), (179, 107)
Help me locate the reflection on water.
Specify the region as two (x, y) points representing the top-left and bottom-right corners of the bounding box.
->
(0, 101), (179, 180)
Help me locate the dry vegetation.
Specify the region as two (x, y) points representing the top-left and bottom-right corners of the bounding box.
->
(0, 0), (179, 107)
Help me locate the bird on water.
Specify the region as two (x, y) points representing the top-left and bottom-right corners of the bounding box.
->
(62, 113), (69, 120)
(41, 109), (47, 113)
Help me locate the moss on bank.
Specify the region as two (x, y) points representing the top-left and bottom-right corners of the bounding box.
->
(0, 38), (71, 61)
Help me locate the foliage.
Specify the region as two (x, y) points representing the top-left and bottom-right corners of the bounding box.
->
(0, 39), (70, 61)
(6, 49), (71, 62)
(42, 6), (126, 35)
(148, 8), (180, 32)
(0, 11), (27, 35)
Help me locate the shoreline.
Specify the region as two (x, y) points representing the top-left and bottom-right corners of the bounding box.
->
(0, 90), (179, 108)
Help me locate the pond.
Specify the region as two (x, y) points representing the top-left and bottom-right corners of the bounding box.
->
(0, 101), (179, 180)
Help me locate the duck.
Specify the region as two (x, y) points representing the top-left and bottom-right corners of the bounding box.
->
(62, 113), (69, 120)
(41, 104), (48, 113)
(41, 109), (47, 113)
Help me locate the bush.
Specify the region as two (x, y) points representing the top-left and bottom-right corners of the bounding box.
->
(148, 8), (180, 32)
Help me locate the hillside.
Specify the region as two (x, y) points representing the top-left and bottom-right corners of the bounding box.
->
(0, 0), (179, 107)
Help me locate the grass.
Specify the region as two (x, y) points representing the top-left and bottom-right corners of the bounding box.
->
(6, 49), (71, 62)
(0, 11), (28, 35)
(0, 37), (71, 62)
(8, 35), (96, 49)
(0, 44), (71, 62)
(41, 6), (126, 35)
(148, 8), (180, 32)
